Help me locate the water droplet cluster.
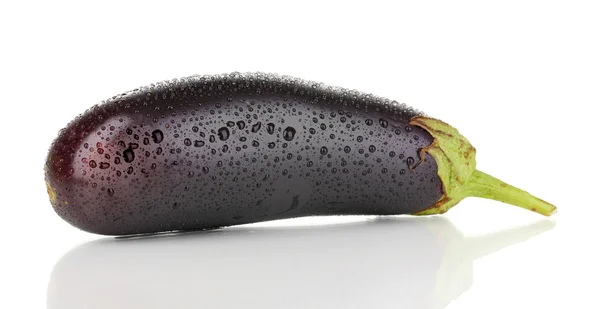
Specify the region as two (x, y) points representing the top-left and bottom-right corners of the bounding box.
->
(45, 72), (442, 235)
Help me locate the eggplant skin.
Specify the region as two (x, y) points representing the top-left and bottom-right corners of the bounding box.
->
(45, 73), (443, 235)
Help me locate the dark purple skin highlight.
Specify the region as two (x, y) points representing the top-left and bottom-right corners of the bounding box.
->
(45, 72), (443, 236)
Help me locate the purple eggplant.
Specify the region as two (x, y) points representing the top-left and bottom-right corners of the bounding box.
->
(45, 72), (556, 235)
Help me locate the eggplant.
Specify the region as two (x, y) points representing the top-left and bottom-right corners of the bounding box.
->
(45, 72), (556, 235)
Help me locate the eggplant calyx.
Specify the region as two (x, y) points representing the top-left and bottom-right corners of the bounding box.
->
(409, 116), (557, 216)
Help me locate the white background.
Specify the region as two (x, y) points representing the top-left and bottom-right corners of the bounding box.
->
(1, 1), (599, 308)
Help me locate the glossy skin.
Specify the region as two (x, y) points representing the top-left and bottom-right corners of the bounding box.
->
(45, 73), (443, 235)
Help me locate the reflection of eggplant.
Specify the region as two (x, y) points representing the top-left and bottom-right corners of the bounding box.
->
(47, 217), (553, 309)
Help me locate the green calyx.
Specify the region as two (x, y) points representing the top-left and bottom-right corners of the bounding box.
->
(410, 116), (557, 217)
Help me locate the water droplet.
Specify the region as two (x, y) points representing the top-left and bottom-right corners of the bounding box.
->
(379, 118), (388, 128)
(389, 151), (396, 157)
(127, 167), (134, 175)
(268, 142), (276, 149)
(89, 160), (97, 168)
(357, 136), (363, 142)
(344, 146), (351, 153)
(283, 127), (296, 141)
(126, 128), (133, 135)
(156, 147), (163, 155)
(227, 121), (235, 127)
(251, 122), (262, 133)
(252, 141), (259, 147)
(309, 128), (316, 134)
(382, 168), (388, 174)
(218, 127), (230, 141)
(99, 162), (110, 169)
(406, 157), (414, 168)
(209, 135), (216, 143)
(236, 121), (246, 130)
(400, 169), (406, 175)
(320, 146), (328, 155)
(369, 145), (376, 153)
(267, 123), (275, 134)
(107, 188), (115, 196)
(320, 123), (326, 130)
(151, 129), (164, 143)
(187, 171), (195, 178)
(365, 119), (373, 126)
(194, 140), (205, 147)
(184, 138), (192, 146)
(202, 166), (210, 174)
(123, 148), (135, 163)
(222, 145), (229, 152)
(192, 126), (199, 132)
(143, 137), (150, 145)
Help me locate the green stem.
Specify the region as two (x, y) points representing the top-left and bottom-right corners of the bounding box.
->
(409, 116), (557, 217)
(463, 170), (556, 216)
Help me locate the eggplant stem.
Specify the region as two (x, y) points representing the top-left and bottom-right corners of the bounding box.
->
(410, 116), (557, 217)
(463, 170), (556, 216)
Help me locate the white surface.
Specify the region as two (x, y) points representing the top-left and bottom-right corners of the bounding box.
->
(1, 1), (598, 308)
